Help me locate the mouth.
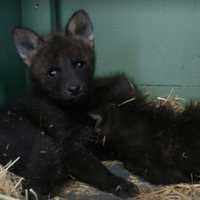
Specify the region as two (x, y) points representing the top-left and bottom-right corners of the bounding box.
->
(65, 92), (87, 103)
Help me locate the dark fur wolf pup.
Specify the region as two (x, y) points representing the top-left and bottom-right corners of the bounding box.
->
(90, 76), (200, 185)
(0, 10), (138, 198)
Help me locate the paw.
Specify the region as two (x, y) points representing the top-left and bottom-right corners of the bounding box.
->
(113, 180), (139, 198)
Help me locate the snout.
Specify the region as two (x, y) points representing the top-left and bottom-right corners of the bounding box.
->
(61, 82), (87, 102)
(67, 85), (82, 96)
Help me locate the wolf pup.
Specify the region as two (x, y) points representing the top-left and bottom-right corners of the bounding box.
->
(0, 10), (139, 198)
(90, 76), (200, 185)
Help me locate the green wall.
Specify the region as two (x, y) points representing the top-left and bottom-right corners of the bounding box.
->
(21, 0), (54, 34)
(0, 0), (26, 105)
(2, 0), (200, 102)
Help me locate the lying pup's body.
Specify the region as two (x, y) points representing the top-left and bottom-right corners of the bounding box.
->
(90, 76), (200, 185)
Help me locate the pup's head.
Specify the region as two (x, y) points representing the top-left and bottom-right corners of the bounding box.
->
(13, 10), (95, 104)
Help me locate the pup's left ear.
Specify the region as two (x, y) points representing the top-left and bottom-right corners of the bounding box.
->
(65, 10), (94, 48)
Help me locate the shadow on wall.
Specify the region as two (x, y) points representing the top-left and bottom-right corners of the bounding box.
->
(0, 0), (26, 105)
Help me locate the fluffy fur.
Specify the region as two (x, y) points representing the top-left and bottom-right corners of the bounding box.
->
(89, 76), (200, 185)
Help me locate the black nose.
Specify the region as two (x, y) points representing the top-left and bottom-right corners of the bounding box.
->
(68, 85), (81, 96)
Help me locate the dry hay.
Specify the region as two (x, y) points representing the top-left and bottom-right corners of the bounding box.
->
(0, 158), (23, 200)
(155, 88), (185, 112)
(136, 184), (200, 200)
(0, 158), (40, 200)
(1, 149), (200, 200)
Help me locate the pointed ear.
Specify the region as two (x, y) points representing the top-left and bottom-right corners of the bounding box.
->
(65, 10), (94, 48)
(12, 28), (44, 66)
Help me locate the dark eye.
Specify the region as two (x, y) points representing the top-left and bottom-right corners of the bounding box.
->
(48, 68), (59, 77)
(73, 61), (86, 69)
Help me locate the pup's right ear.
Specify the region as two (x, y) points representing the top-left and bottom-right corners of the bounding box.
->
(13, 28), (44, 66)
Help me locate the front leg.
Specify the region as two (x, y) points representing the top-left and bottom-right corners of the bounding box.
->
(62, 139), (139, 198)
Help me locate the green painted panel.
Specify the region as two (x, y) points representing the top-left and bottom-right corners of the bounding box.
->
(58, 0), (200, 99)
(0, 0), (26, 105)
(21, 0), (53, 34)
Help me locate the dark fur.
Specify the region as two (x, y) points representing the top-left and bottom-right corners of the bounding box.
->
(0, 10), (138, 198)
(90, 76), (200, 185)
